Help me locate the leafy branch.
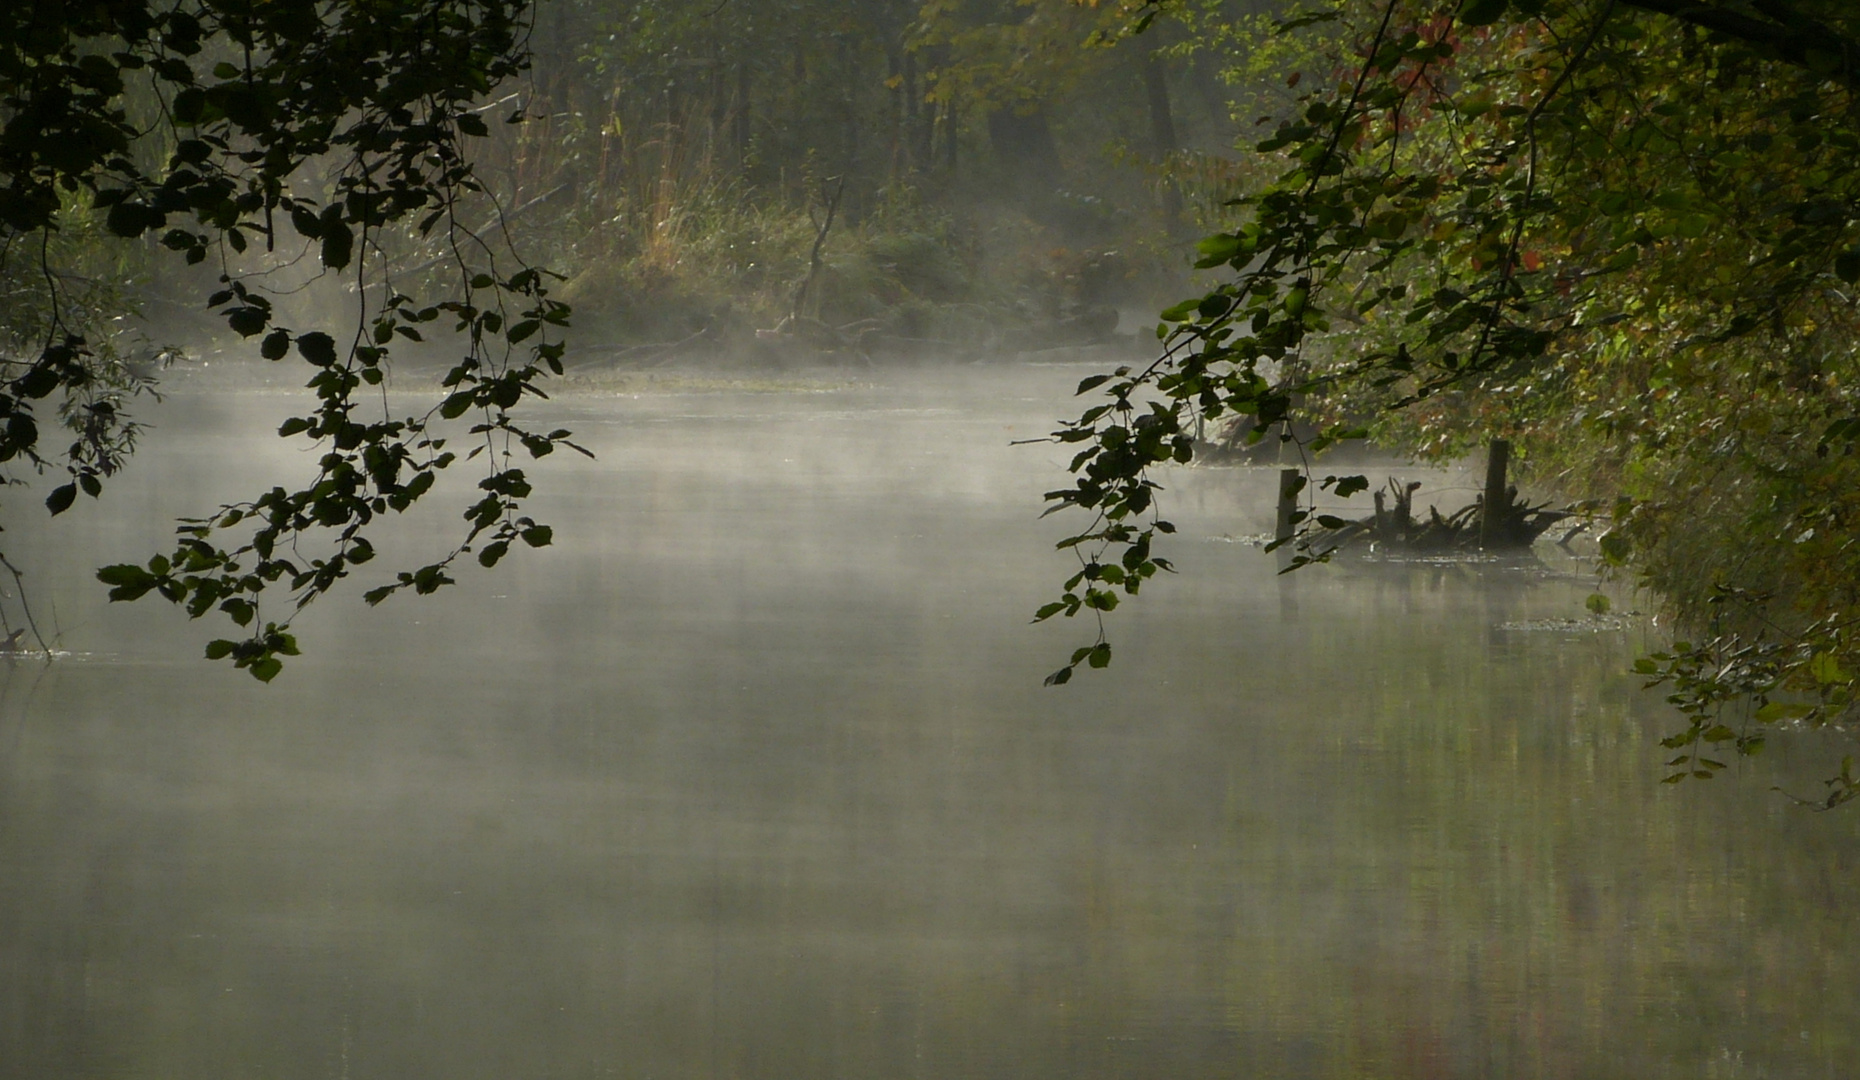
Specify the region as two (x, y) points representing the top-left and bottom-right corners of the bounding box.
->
(4, 0), (580, 679)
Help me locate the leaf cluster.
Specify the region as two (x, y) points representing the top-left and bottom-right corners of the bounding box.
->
(1041, 0), (1860, 785)
(4, 0), (577, 677)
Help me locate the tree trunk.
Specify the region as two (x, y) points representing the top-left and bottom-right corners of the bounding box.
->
(708, 39), (726, 166)
(1142, 49), (1183, 232)
(1480, 439), (1511, 550)
(734, 61), (751, 172)
(885, 42), (904, 179)
(1142, 55), (1178, 158)
(915, 44), (954, 175)
(903, 51), (922, 172)
(839, 36), (859, 180)
(941, 97), (958, 173)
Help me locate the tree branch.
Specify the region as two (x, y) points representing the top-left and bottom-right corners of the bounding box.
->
(1619, 0), (1860, 89)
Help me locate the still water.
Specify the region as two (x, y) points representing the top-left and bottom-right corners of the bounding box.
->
(0, 364), (1855, 1079)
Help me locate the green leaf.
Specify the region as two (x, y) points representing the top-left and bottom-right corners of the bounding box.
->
(295, 332), (337, 367)
(1194, 233), (1242, 266)
(1823, 417), (1860, 447)
(289, 202), (322, 240)
(1160, 298), (1199, 322)
(1755, 701), (1811, 723)
(104, 200), (162, 238)
(14, 365), (59, 400)
(260, 328), (291, 360)
(204, 639), (236, 659)
(44, 484), (76, 515)
(1331, 475), (1369, 498)
(1809, 652), (1849, 685)
(226, 306), (269, 337)
(97, 564), (152, 588)
(440, 391), (475, 419)
(320, 216), (353, 270)
(220, 599), (254, 627)
(96, 563), (156, 602)
(1598, 529), (1630, 566)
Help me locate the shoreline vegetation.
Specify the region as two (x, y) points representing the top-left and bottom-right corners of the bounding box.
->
(1025, 0), (1860, 793)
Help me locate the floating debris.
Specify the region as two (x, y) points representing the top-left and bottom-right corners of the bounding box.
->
(1305, 442), (1568, 554)
(1316, 476), (1567, 553)
(1208, 533), (1277, 547)
(1498, 614), (1641, 633)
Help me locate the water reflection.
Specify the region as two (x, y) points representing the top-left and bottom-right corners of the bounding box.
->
(0, 366), (1854, 1079)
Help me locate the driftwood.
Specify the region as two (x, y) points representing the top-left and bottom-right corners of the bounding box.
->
(1316, 476), (1566, 553)
(735, 177), (863, 363)
(753, 316), (963, 365)
(569, 325), (715, 370)
(861, 331), (971, 361)
(789, 175), (846, 325)
(1260, 439), (1565, 555)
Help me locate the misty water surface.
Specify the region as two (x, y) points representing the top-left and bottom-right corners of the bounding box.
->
(1, 364), (1856, 1079)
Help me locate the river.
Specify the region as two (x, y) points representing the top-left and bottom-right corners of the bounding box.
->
(0, 363), (1854, 1078)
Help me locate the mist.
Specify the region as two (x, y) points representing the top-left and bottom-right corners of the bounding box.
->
(7, 0), (1860, 1077)
(0, 362), (1855, 1078)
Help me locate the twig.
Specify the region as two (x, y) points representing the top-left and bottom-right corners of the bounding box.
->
(789, 175), (846, 325)
(383, 183), (571, 281)
(0, 554), (51, 657)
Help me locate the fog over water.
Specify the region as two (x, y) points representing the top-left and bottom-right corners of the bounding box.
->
(1, 364), (1856, 1078)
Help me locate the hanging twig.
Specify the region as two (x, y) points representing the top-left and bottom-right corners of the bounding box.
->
(379, 183), (572, 282)
(0, 554), (51, 658)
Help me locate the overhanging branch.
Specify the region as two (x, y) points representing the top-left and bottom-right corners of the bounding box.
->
(1618, 0), (1860, 90)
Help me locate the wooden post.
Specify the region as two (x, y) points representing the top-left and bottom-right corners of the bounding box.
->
(1275, 468), (1301, 545)
(1480, 439), (1511, 550)
(1275, 468), (1301, 572)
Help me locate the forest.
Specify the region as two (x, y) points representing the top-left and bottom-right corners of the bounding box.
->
(4, 1), (1860, 1076)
